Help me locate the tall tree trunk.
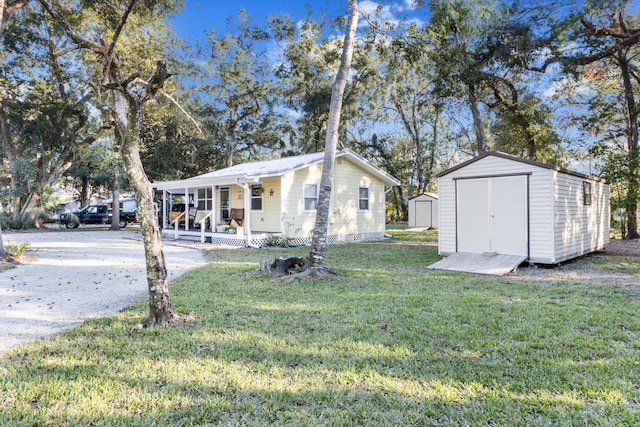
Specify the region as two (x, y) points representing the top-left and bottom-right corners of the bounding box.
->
(392, 94), (423, 196)
(0, 103), (21, 219)
(618, 51), (639, 239)
(115, 91), (172, 327)
(425, 105), (440, 192)
(467, 83), (486, 154)
(80, 175), (89, 207)
(308, 0), (358, 271)
(111, 168), (120, 230)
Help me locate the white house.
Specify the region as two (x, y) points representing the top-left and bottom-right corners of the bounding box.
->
(407, 193), (439, 229)
(436, 152), (610, 265)
(106, 195), (137, 212)
(152, 149), (400, 246)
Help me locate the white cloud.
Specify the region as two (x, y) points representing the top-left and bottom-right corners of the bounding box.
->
(403, 0), (419, 10)
(358, 1), (400, 29)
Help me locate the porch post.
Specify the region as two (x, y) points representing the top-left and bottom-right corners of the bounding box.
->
(184, 186), (189, 231)
(244, 184), (251, 244)
(211, 185), (217, 235)
(162, 190), (167, 229)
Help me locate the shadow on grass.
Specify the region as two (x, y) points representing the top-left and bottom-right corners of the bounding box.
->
(2, 228), (638, 425)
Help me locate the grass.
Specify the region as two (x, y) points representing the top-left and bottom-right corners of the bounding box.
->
(0, 241), (31, 272)
(1, 229), (639, 426)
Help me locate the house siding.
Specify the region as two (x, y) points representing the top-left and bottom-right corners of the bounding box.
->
(528, 169), (555, 264)
(331, 158), (386, 237)
(552, 172), (610, 263)
(248, 176), (281, 232)
(228, 184), (245, 211)
(281, 163), (323, 238)
(437, 173), (457, 256)
(280, 158), (386, 240)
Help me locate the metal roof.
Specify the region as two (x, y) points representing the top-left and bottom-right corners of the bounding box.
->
(153, 149), (400, 191)
(436, 151), (607, 183)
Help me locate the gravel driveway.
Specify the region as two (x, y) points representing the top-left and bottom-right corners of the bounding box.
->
(0, 229), (207, 354)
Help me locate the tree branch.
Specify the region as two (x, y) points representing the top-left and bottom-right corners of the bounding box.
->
(529, 17), (640, 73)
(159, 90), (202, 134)
(38, 0), (104, 55)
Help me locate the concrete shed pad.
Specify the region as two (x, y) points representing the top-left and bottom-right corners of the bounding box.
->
(427, 252), (527, 276)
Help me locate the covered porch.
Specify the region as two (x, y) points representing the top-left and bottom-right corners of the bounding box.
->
(154, 177), (276, 247)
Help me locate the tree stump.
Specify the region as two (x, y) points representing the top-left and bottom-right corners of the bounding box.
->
(270, 256), (307, 275)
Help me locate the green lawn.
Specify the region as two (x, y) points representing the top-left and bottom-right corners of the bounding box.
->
(1, 229), (639, 426)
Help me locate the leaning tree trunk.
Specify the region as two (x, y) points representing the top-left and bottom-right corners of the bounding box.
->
(38, 0), (174, 327)
(115, 91), (172, 327)
(467, 83), (486, 154)
(308, 0), (358, 271)
(618, 52), (639, 239)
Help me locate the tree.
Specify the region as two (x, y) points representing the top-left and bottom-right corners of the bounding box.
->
(40, 0), (181, 327)
(272, 9), (366, 155)
(0, 0), (31, 255)
(490, 94), (565, 164)
(377, 49), (443, 195)
(528, 1), (640, 238)
(1, 1), (114, 227)
(194, 11), (288, 166)
(307, 0), (358, 273)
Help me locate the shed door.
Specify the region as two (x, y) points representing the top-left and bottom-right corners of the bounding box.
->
(457, 176), (528, 256)
(414, 200), (432, 228)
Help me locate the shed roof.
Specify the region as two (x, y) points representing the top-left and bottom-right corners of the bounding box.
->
(153, 148), (400, 191)
(408, 193), (438, 201)
(436, 151), (607, 183)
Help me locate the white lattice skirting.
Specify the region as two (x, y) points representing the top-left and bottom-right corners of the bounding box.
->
(164, 229), (387, 248)
(248, 232), (386, 248)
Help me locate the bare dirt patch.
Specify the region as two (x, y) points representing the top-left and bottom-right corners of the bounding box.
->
(510, 238), (640, 292)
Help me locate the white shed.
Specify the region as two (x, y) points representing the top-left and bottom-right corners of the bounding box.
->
(407, 193), (439, 228)
(437, 152), (610, 265)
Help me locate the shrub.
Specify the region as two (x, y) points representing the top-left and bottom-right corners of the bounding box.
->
(5, 241), (30, 258)
(0, 212), (34, 230)
(265, 234), (290, 247)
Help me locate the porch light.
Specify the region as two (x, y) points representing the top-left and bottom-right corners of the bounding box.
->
(269, 188), (274, 197)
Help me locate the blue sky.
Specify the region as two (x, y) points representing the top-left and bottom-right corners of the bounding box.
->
(170, 0), (350, 43)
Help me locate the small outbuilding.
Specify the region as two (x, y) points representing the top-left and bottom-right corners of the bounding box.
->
(436, 152), (610, 265)
(407, 193), (439, 229)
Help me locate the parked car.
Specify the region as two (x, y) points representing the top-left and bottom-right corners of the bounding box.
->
(60, 204), (138, 229)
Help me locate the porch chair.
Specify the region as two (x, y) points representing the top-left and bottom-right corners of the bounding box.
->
(229, 208), (244, 226)
(179, 207), (198, 228)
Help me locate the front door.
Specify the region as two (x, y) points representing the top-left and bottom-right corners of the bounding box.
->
(220, 187), (230, 222)
(456, 175), (528, 256)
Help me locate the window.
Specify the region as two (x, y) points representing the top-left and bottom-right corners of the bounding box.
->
(304, 184), (318, 211)
(197, 187), (213, 210)
(251, 185), (263, 210)
(359, 187), (370, 211)
(583, 181), (592, 206)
